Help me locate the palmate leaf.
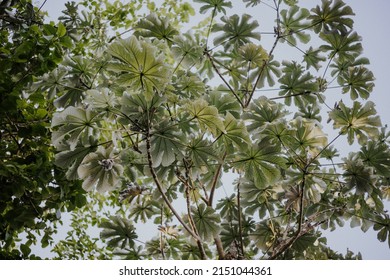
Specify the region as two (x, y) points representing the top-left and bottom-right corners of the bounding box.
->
(337, 66), (375, 100)
(212, 14), (260, 51)
(216, 194), (238, 220)
(55, 144), (96, 180)
(33, 66), (67, 100)
(172, 33), (204, 68)
(207, 91), (241, 118)
(309, 0), (354, 34)
(129, 201), (158, 223)
(150, 120), (184, 167)
(99, 215), (137, 249)
(252, 55), (281, 88)
(330, 55), (370, 77)
(343, 153), (375, 194)
(359, 141), (390, 177)
(278, 61), (318, 106)
(243, 96), (288, 134)
(329, 101), (381, 145)
(239, 178), (278, 218)
(77, 146), (124, 192)
(242, 0), (262, 7)
(373, 215), (390, 248)
(51, 106), (100, 151)
(174, 71), (206, 99)
(320, 31), (362, 61)
(237, 43), (268, 68)
(233, 140), (287, 188)
(280, 5), (311, 45)
(134, 13), (179, 43)
(107, 36), (171, 96)
(191, 203), (221, 242)
(120, 91), (164, 131)
(85, 88), (118, 110)
(288, 117), (328, 156)
(303, 46), (326, 71)
(221, 112), (250, 148)
(185, 99), (224, 136)
(250, 222), (275, 250)
(291, 234), (317, 252)
(186, 138), (220, 168)
(63, 55), (94, 84)
(194, 0), (232, 14)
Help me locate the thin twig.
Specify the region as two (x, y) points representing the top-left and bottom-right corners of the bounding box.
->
(208, 152), (227, 207)
(204, 50), (244, 107)
(236, 175), (245, 258)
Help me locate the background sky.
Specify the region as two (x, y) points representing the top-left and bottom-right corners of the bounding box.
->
(33, 0), (390, 259)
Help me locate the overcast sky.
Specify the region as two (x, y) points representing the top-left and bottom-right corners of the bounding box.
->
(33, 0), (390, 259)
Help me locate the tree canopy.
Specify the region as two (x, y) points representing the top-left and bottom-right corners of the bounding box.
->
(1, 0), (389, 260)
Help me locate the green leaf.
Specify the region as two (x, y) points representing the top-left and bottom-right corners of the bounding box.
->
(309, 0), (354, 34)
(288, 117), (328, 155)
(350, 216), (361, 228)
(329, 101), (381, 145)
(57, 22), (67, 37)
(330, 55), (370, 77)
(51, 106), (100, 150)
(337, 66), (375, 100)
(278, 61), (318, 106)
(186, 138), (220, 168)
(191, 203), (221, 241)
(320, 31), (362, 61)
(129, 201), (158, 223)
(234, 140), (286, 188)
(377, 228), (388, 243)
(359, 141), (390, 177)
(212, 14), (260, 51)
(150, 120), (184, 167)
(237, 43), (268, 68)
(120, 90), (163, 130)
(85, 88), (118, 110)
(107, 36), (171, 96)
(280, 6), (311, 45)
(250, 222), (275, 250)
(99, 216), (137, 249)
(291, 234), (317, 252)
(33, 67), (67, 100)
(20, 243), (31, 258)
(243, 0), (262, 7)
(343, 153), (375, 194)
(77, 146), (124, 192)
(134, 13), (179, 43)
(185, 99), (224, 136)
(252, 55), (281, 87)
(303, 46), (326, 71)
(174, 71), (206, 98)
(207, 91), (241, 118)
(55, 145), (95, 180)
(194, 0), (232, 14)
(244, 96), (288, 135)
(172, 33), (204, 68)
(221, 112), (250, 147)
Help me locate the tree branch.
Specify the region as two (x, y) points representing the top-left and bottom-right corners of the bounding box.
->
(145, 131), (201, 243)
(183, 160), (207, 260)
(207, 152), (227, 208)
(269, 171), (306, 259)
(237, 177), (245, 258)
(204, 50), (245, 107)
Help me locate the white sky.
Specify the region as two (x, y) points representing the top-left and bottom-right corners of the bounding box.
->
(32, 0), (390, 259)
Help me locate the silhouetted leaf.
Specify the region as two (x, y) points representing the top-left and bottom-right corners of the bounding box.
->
(100, 216), (137, 249)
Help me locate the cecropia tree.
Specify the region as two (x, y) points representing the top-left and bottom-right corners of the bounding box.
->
(1, 0), (389, 260)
